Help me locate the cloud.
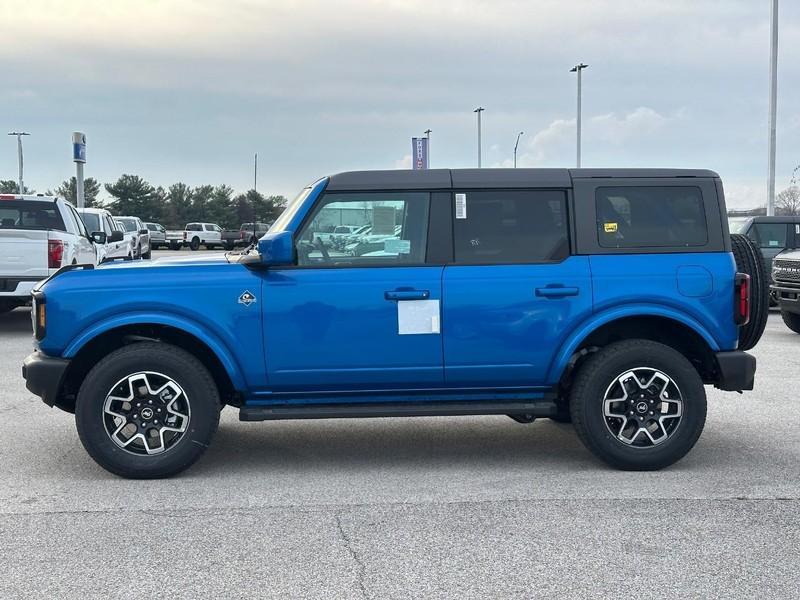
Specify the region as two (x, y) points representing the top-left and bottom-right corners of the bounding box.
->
(394, 154), (412, 169)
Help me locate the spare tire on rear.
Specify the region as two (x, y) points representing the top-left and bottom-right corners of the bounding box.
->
(730, 233), (768, 350)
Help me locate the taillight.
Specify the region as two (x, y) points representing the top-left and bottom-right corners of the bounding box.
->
(48, 239), (64, 269)
(183, 231), (187, 240)
(240, 231), (246, 239)
(734, 273), (750, 326)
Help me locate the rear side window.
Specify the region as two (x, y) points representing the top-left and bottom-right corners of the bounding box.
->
(0, 201), (66, 231)
(453, 190), (569, 264)
(596, 186), (707, 248)
(748, 223), (787, 248)
(79, 212), (101, 233)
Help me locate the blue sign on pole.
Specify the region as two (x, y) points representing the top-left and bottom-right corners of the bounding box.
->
(412, 137), (428, 170)
(72, 132), (86, 163)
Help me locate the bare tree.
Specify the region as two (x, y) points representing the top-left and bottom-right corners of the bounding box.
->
(776, 186), (800, 216)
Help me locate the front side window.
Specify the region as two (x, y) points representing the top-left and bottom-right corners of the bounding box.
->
(453, 190), (569, 264)
(596, 186), (707, 248)
(748, 223), (787, 248)
(296, 192), (429, 266)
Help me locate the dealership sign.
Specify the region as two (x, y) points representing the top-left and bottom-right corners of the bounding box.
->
(72, 132), (86, 163)
(412, 137), (428, 170)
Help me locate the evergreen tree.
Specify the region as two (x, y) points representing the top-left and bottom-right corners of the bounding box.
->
(55, 177), (102, 207)
(105, 175), (161, 221)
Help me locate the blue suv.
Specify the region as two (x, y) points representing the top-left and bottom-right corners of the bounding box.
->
(22, 169), (767, 478)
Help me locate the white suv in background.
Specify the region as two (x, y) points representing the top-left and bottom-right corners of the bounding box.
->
(0, 193), (99, 313)
(184, 222), (223, 250)
(114, 216), (151, 259)
(77, 207), (132, 262)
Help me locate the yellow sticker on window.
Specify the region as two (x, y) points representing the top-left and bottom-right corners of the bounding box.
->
(604, 222), (618, 233)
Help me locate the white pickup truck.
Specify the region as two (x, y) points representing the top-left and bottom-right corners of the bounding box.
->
(184, 222), (224, 250)
(0, 194), (99, 313)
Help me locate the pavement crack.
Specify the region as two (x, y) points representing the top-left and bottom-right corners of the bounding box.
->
(334, 513), (369, 600)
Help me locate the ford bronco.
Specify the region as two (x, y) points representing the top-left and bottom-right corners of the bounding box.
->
(22, 169), (768, 478)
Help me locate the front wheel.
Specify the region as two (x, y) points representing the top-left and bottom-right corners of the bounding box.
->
(569, 339), (706, 471)
(75, 342), (220, 478)
(781, 310), (800, 334)
(142, 248), (152, 260)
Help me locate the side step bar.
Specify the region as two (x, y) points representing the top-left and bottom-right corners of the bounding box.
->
(239, 400), (557, 422)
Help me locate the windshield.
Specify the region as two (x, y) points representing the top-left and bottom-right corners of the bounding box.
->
(269, 185), (315, 233)
(116, 218), (138, 232)
(80, 212), (101, 232)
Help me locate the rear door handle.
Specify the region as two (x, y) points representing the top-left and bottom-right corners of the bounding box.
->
(535, 286), (580, 298)
(385, 289), (430, 301)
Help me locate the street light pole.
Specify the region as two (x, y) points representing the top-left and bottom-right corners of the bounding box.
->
(570, 63), (588, 168)
(7, 131), (30, 194)
(474, 107), (484, 168)
(514, 131), (524, 168)
(424, 129), (431, 168)
(767, 0), (779, 216)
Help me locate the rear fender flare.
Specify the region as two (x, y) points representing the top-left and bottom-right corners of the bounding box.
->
(546, 304), (720, 384)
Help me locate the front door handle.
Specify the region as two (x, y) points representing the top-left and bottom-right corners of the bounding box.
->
(385, 289), (430, 301)
(535, 286), (580, 298)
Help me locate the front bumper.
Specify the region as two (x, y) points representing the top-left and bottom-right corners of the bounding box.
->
(771, 282), (800, 315)
(22, 352), (70, 407)
(714, 351), (756, 392)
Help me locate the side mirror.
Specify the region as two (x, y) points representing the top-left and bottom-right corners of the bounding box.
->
(91, 231), (107, 244)
(109, 230), (124, 242)
(139, 228), (149, 235)
(257, 231), (294, 266)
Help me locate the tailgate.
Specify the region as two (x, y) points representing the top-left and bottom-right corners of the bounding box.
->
(0, 229), (49, 278)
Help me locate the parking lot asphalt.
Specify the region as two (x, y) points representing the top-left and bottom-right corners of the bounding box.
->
(1, 287), (798, 598)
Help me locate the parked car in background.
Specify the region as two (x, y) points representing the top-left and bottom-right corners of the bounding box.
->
(23, 168), (766, 478)
(771, 249), (800, 334)
(0, 193), (99, 313)
(184, 222), (223, 250)
(114, 216), (151, 259)
(165, 228), (185, 250)
(729, 216), (800, 304)
(237, 222), (271, 247)
(77, 208), (131, 262)
(145, 223), (167, 249)
(221, 228), (241, 251)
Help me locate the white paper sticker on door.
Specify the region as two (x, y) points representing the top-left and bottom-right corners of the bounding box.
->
(398, 299), (441, 335)
(455, 193), (467, 219)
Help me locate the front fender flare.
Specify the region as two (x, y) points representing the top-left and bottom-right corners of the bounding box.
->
(63, 311), (247, 390)
(546, 304), (721, 384)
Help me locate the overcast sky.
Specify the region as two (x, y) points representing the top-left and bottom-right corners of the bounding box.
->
(1, 0), (798, 208)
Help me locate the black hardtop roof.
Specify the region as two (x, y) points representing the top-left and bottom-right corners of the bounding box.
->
(326, 168), (720, 191)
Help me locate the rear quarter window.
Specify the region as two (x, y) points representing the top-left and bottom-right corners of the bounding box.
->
(596, 186), (707, 248)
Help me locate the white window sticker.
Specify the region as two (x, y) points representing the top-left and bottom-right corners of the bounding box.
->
(384, 238), (411, 254)
(455, 193), (467, 219)
(796, 224), (800, 235)
(398, 299), (441, 335)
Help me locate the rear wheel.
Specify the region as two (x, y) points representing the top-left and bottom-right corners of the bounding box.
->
(781, 310), (800, 334)
(570, 339), (706, 471)
(75, 343), (220, 478)
(730, 233), (768, 350)
(189, 237), (200, 251)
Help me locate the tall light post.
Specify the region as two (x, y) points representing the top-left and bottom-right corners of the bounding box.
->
(424, 129), (431, 167)
(513, 131), (524, 168)
(7, 131), (30, 194)
(474, 107), (484, 168)
(767, 0), (779, 216)
(570, 63), (588, 168)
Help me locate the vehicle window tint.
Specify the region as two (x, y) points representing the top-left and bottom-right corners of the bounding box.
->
(0, 201), (67, 231)
(748, 223), (787, 248)
(71, 206), (89, 237)
(146, 223), (158, 231)
(79, 212), (101, 233)
(596, 186), (707, 248)
(103, 215), (115, 234)
(452, 190), (569, 264)
(297, 192), (429, 266)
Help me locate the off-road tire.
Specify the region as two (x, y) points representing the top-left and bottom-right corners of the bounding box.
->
(570, 339), (706, 471)
(75, 342), (220, 479)
(781, 310), (800, 334)
(730, 233), (768, 350)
